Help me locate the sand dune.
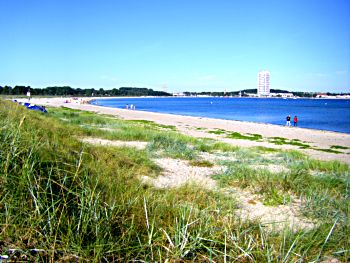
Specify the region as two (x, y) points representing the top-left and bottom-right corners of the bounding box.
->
(15, 97), (350, 164)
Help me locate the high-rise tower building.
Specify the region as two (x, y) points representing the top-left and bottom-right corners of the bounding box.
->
(257, 70), (270, 96)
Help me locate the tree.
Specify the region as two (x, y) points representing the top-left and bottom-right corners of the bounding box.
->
(12, 86), (30, 95)
(0, 86), (13, 95)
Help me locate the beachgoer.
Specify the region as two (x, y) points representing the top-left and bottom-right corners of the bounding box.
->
(286, 115), (291, 126)
(130, 104), (133, 110)
(126, 104), (129, 110)
(293, 116), (298, 126)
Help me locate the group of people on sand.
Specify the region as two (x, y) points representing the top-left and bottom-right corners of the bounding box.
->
(286, 115), (298, 127)
(125, 104), (136, 110)
(64, 98), (88, 104)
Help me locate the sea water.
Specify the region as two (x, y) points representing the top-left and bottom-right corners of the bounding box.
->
(92, 97), (350, 134)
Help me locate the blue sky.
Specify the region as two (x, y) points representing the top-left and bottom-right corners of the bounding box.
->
(1, 0), (349, 92)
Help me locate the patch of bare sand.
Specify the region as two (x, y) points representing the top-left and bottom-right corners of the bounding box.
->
(141, 157), (314, 231)
(81, 137), (148, 150)
(226, 188), (315, 231)
(141, 158), (222, 189)
(320, 257), (342, 263)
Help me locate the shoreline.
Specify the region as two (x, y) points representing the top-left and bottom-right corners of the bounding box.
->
(92, 102), (350, 136)
(89, 96), (350, 135)
(12, 97), (350, 164)
(90, 96), (350, 99)
(14, 96), (350, 135)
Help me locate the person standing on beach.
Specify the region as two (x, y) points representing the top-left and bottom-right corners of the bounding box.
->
(26, 90), (31, 101)
(293, 116), (298, 126)
(286, 115), (291, 126)
(126, 104), (129, 109)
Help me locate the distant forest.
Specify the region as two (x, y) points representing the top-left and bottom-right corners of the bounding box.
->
(0, 86), (171, 97)
(0, 85), (347, 97)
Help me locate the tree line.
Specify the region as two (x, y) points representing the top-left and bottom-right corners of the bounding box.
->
(0, 86), (172, 97)
(1, 85), (347, 98)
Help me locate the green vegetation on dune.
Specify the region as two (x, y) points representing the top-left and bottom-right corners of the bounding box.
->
(147, 133), (196, 160)
(316, 148), (343, 154)
(227, 132), (263, 141)
(208, 128), (227, 135)
(1, 100), (349, 262)
(189, 159), (214, 167)
(253, 146), (280, 153)
(126, 119), (177, 131)
(331, 145), (350, 150)
(209, 129), (263, 141)
(268, 137), (311, 148)
(208, 129), (348, 154)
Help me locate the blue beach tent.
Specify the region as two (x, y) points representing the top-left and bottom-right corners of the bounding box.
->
(19, 102), (48, 113)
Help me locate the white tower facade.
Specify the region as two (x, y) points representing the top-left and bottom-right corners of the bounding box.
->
(257, 70), (270, 96)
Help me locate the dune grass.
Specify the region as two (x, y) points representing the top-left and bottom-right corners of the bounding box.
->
(268, 137), (311, 149)
(189, 160), (214, 167)
(210, 130), (347, 154)
(331, 145), (350, 150)
(208, 129), (263, 141)
(227, 132), (263, 141)
(1, 100), (349, 262)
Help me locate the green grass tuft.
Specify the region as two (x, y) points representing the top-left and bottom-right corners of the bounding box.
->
(189, 159), (214, 167)
(253, 146), (280, 153)
(227, 132), (263, 141)
(314, 148), (343, 154)
(147, 133), (196, 160)
(330, 145), (350, 150)
(208, 129), (227, 135)
(126, 119), (177, 131)
(268, 137), (311, 148)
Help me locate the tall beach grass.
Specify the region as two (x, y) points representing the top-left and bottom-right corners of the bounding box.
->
(0, 100), (349, 262)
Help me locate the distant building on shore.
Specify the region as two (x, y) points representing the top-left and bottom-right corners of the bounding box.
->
(173, 92), (185, 97)
(270, 92), (294, 98)
(257, 70), (270, 96)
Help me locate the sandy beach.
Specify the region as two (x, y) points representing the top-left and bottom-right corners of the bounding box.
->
(6, 97), (350, 255)
(16, 97), (350, 164)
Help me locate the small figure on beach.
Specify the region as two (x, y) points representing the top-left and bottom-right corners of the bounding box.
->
(130, 104), (133, 110)
(126, 104), (129, 110)
(286, 115), (291, 126)
(293, 116), (298, 126)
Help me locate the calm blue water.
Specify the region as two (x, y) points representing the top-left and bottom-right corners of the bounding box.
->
(92, 97), (350, 134)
